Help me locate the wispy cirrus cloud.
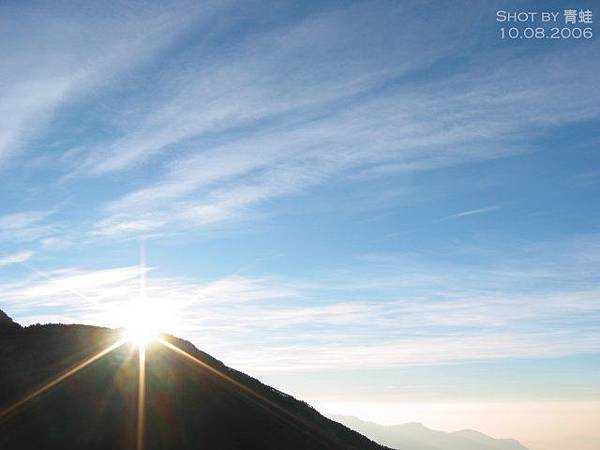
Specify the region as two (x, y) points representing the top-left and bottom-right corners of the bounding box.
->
(0, 210), (59, 244)
(0, 265), (295, 324)
(0, 250), (34, 267)
(3, 234), (600, 372)
(4, 263), (600, 371)
(3, 2), (597, 241)
(227, 330), (600, 372)
(0, 210), (52, 230)
(446, 205), (503, 219)
(77, 1), (462, 176)
(0, 0), (217, 166)
(90, 39), (600, 236)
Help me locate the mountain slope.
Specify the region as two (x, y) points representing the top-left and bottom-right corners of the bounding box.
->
(330, 415), (529, 450)
(0, 309), (21, 333)
(0, 310), (387, 450)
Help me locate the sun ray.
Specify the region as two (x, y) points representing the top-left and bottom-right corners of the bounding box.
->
(136, 346), (146, 450)
(0, 339), (126, 420)
(139, 242), (147, 302)
(157, 338), (331, 443)
(120, 241), (164, 348)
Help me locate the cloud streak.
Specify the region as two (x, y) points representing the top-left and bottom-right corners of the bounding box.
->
(91, 41), (600, 236)
(0, 210), (59, 244)
(0, 251), (34, 267)
(0, 0), (215, 165)
(446, 205), (503, 219)
(3, 234), (600, 372)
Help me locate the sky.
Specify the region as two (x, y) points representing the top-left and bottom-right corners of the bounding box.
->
(0, 1), (599, 449)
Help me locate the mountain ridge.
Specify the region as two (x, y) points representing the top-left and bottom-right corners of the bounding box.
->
(0, 309), (388, 450)
(0, 308), (21, 332)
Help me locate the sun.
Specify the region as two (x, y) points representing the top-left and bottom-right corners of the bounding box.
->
(117, 252), (181, 349)
(122, 301), (164, 348)
(124, 321), (159, 348)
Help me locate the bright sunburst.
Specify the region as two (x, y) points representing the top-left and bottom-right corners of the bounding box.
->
(122, 248), (170, 348)
(122, 299), (165, 348)
(0, 249), (293, 450)
(119, 297), (182, 349)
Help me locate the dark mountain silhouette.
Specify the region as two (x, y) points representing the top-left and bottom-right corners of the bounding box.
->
(0, 309), (388, 450)
(0, 308), (21, 333)
(330, 415), (529, 450)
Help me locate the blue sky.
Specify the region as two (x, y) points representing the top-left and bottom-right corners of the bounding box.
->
(0, 0), (599, 447)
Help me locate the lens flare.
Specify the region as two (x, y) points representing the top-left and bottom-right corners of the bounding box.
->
(125, 324), (159, 348)
(122, 302), (164, 348)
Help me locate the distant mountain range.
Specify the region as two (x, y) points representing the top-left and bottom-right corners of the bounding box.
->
(330, 415), (529, 450)
(0, 309), (387, 450)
